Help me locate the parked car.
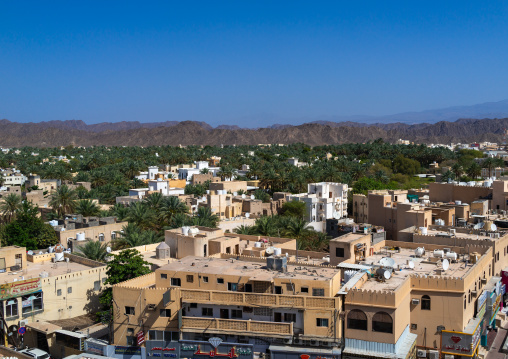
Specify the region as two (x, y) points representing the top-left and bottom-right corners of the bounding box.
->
(18, 348), (50, 359)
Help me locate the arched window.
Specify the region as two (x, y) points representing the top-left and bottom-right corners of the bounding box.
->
(347, 309), (367, 331)
(99, 233), (105, 242)
(372, 312), (393, 333)
(421, 295), (431, 310)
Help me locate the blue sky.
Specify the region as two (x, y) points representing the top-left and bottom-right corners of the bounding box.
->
(1, 1), (508, 127)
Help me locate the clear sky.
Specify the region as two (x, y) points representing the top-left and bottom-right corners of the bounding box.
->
(1, 1), (508, 127)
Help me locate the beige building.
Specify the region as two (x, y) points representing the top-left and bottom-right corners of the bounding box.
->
(112, 255), (342, 355)
(0, 247), (107, 347)
(352, 194), (368, 224)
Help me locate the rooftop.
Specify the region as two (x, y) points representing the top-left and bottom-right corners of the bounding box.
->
(330, 232), (369, 243)
(358, 247), (475, 291)
(158, 256), (339, 282)
(0, 258), (100, 285)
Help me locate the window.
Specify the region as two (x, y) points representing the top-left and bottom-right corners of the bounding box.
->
(102, 277), (106, 284)
(245, 284), (252, 292)
(190, 303), (198, 308)
(0, 258), (6, 272)
(284, 313), (296, 323)
(111, 232), (117, 240)
(57, 289), (62, 296)
(202, 307), (213, 316)
(203, 276), (209, 283)
(231, 309), (242, 319)
(228, 282), (238, 291)
(94, 280), (100, 291)
(161, 273), (167, 279)
(21, 292), (43, 314)
(149, 330), (163, 340)
(274, 286), (282, 294)
(312, 288), (324, 297)
(125, 306), (135, 315)
(67, 287), (72, 294)
(316, 318), (329, 327)
(186, 275), (194, 283)
(347, 309), (367, 331)
(5, 299), (18, 317)
(99, 233), (105, 242)
(160, 309), (171, 317)
(171, 278), (181, 286)
(335, 248), (344, 257)
(217, 278), (224, 284)
(372, 312), (393, 333)
(301, 287), (309, 293)
(421, 295), (431, 310)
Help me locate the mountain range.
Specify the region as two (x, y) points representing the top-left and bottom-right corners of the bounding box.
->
(2, 99), (508, 147)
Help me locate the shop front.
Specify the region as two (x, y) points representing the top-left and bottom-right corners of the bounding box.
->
(270, 345), (341, 359)
(441, 316), (481, 359)
(179, 338), (253, 359)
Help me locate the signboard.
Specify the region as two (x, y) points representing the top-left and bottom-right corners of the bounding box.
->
(85, 341), (106, 355)
(180, 338), (253, 359)
(18, 327), (26, 335)
(441, 325), (481, 357)
(491, 294), (502, 322)
(115, 346), (142, 356)
(0, 278), (41, 300)
(477, 290), (488, 312)
(137, 331), (145, 346)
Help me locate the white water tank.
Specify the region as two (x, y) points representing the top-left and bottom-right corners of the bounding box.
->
(435, 219), (445, 226)
(76, 233), (85, 241)
(434, 249), (444, 258)
(182, 226), (190, 236)
(415, 247), (425, 257)
(446, 252), (458, 261)
(254, 242), (262, 248)
(49, 220), (58, 227)
(54, 252), (64, 262)
(250, 195), (255, 200)
(189, 228), (199, 237)
(455, 200), (462, 205)
(273, 247), (282, 256)
(265, 247), (274, 255)
(420, 227), (428, 235)
(48, 246), (54, 253)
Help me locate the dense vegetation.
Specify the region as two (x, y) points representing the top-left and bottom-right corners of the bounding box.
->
(0, 141), (497, 252)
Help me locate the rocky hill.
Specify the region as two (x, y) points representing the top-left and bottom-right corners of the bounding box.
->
(0, 118), (505, 147)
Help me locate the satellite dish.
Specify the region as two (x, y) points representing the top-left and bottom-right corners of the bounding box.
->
(442, 259), (450, 271)
(379, 257), (396, 268)
(106, 247), (112, 253)
(491, 224), (497, 231)
(27, 250), (33, 255)
(408, 261), (415, 269)
(383, 270), (392, 280)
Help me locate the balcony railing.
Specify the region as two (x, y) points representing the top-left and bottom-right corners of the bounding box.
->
(181, 317), (293, 336)
(180, 289), (337, 309)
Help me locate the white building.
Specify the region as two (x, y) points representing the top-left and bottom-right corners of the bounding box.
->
(1, 171), (26, 186)
(148, 179), (184, 196)
(286, 182), (348, 232)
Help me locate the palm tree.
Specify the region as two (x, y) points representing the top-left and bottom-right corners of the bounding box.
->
(75, 199), (101, 217)
(111, 203), (129, 221)
(143, 192), (164, 211)
(113, 223), (163, 249)
(74, 241), (110, 262)
(0, 193), (22, 222)
(200, 168), (210, 174)
(466, 162), (482, 179)
(192, 207), (219, 228)
(234, 225), (254, 235)
(49, 185), (78, 217)
(126, 202), (155, 229)
(451, 163), (463, 179)
(159, 196), (189, 224)
(285, 217), (313, 238)
(254, 216), (275, 236)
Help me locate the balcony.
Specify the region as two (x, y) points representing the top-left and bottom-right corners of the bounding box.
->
(180, 289), (338, 309)
(181, 317), (293, 337)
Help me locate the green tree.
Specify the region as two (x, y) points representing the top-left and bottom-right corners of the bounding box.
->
(0, 193), (22, 222)
(75, 241), (110, 262)
(392, 155), (421, 176)
(280, 201), (306, 219)
(159, 196), (189, 225)
(1, 201), (59, 250)
(75, 199), (101, 217)
(49, 185), (78, 217)
(192, 207), (219, 228)
(98, 249), (150, 323)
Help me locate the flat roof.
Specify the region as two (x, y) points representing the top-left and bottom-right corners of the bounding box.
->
(424, 228), (495, 241)
(358, 247), (475, 292)
(0, 259), (100, 285)
(330, 233), (369, 243)
(158, 256), (339, 282)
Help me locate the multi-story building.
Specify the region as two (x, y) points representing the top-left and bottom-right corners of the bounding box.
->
(286, 182), (348, 231)
(1, 170), (26, 187)
(112, 255), (343, 358)
(0, 246), (107, 347)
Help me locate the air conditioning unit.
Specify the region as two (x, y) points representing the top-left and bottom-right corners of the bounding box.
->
(445, 355), (454, 359)
(481, 278), (487, 284)
(293, 338), (301, 345)
(147, 304), (156, 311)
(283, 338), (292, 344)
(437, 325), (445, 333)
(18, 320), (27, 328)
(428, 350), (439, 359)
(310, 340), (319, 346)
(411, 299), (420, 305)
(471, 291), (477, 297)
(417, 349), (427, 358)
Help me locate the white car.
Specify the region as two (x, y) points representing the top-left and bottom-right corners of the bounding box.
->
(19, 348), (51, 359)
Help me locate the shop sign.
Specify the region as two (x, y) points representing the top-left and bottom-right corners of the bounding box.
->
(115, 346), (142, 355)
(491, 294), (502, 322)
(442, 325), (481, 357)
(149, 347), (177, 357)
(477, 303), (486, 320)
(180, 338), (253, 359)
(0, 278), (41, 300)
(300, 355), (336, 359)
(477, 290), (488, 311)
(85, 342), (104, 355)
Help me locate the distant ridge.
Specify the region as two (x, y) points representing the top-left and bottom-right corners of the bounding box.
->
(0, 117), (507, 147)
